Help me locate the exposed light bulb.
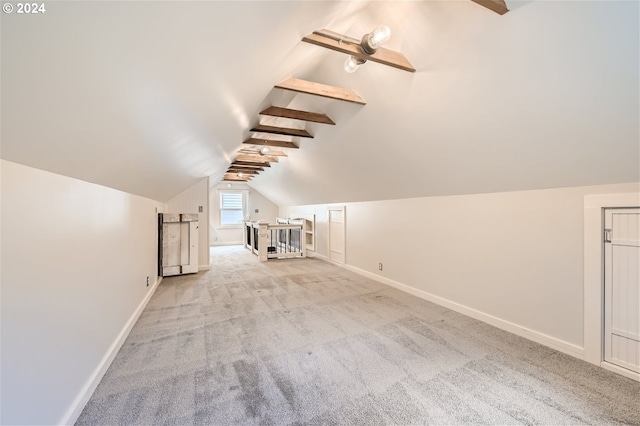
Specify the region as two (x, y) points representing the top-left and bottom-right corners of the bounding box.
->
(361, 25), (391, 55)
(344, 55), (366, 73)
(368, 25), (391, 50)
(237, 172), (244, 178)
(260, 146), (270, 155)
(344, 56), (359, 73)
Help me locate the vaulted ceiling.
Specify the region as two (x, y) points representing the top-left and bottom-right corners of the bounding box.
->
(2, 1), (638, 205)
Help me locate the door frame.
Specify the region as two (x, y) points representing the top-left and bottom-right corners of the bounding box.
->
(328, 205), (346, 265)
(584, 192), (640, 381)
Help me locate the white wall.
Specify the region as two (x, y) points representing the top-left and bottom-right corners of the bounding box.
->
(210, 182), (279, 245)
(1, 160), (165, 425)
(166, 178), (210, 270)
(283, 182), (640, 357)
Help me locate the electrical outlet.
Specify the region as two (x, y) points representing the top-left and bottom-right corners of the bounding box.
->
(198, 205), (203, 213)
(378, 263), (383, 271)
(146, 276), (150, 287)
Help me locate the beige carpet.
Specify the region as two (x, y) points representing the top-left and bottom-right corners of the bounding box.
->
(77, 245), (640, 425)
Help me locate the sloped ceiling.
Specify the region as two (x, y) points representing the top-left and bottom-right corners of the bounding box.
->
(2, 1), (638, 205)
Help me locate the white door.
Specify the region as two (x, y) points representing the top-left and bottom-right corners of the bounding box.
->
(604, 208), (640, 373)
(328, 206), (345, 265)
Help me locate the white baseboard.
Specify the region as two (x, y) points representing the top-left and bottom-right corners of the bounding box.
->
(210, 241), (242, 246)
(307, 251), (328, 261)
(60, 276), (162, 425)
(601, 362), (640, 382)
(199, 264), (211, 271)
(342, 264), (585, 361)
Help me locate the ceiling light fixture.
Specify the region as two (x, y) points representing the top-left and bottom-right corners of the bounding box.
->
(237, 172), (244, 178)
(344, 56), (366, 73)
(342, 25), (391, 73)
(259, 146), (270, 155)
(361, 25), (392, 54)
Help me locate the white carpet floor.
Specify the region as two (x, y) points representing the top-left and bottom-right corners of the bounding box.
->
(77, 245), (640, 425)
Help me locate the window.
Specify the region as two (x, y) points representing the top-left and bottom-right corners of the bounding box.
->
(219, 192), (245, 227)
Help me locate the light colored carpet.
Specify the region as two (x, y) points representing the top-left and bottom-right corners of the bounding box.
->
(77, 245), (640, 425)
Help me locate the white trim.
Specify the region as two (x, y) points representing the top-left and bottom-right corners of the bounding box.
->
(307, 251), (329, 262)
(328, 206), (346, 265)
(198, 264), (211, 271)
(60, 276), (163, 425)
(343, 264), (585, 360)
(583, 191), (640, 370)
(310, 250), (342, 266)
(601, 361), (640, 382)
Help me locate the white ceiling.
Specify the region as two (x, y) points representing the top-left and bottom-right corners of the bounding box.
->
(2, 1), (638, 205)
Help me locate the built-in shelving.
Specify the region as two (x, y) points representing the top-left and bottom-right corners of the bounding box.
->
(302, 214), (315, 252)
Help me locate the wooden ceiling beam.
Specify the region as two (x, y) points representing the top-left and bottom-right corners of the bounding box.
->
(251, 124), (313, 138)
(235, 154), (278, 163)
(227, 169), (260, 175)
(224, 174), (252, 182)
(275, 78), (366, 105)
(227, 171), (260, 176)
(470, 0), (508, 14)
(228, 165), (265, 172)
(302, 29), (416, 73)
(225, 172), (253, 179)
(260, 106), (335, 125)
(232, 160), (270, 168)
(243, 138), (299, 149)
(239, 148), (287, 157)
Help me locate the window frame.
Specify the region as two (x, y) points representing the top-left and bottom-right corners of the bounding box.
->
(218, 190), (248, 229)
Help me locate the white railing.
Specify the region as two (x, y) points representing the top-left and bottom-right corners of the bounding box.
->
(243, 219), (307, 261)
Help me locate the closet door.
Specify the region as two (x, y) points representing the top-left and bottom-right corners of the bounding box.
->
(604, 208), (640, 373)
(328, 206), (345, 265)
